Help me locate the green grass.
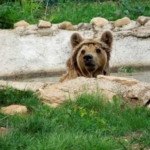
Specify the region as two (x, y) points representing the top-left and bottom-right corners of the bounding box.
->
(118, 66), (144, 73)
(0, 87), (41, 111)
(49, 0), (150, 24)
(0, 0), (150, 28)
(0, 87), (150, 149)
(118, 66), (137, 73)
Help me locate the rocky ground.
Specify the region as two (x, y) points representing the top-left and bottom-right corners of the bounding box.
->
(0, 76), (150, 110)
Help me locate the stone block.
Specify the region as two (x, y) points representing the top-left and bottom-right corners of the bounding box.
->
(14, 20), (30, 28)
(90, 17), (109, 27)
(114, 17), (131, 27)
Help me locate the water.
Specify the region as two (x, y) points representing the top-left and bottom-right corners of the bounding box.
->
(16, 71), (150, 83)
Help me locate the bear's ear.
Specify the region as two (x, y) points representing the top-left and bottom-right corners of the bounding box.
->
(100, 31), (113, 48)
(71, 33), (83, 48)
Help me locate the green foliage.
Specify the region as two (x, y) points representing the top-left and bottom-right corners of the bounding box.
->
(120, 0), (150, 19)
(49, 1), (119, 24)
(0, 1), (45, 28)
(118, 66), (137, 73)
(0, 87), (150, 149)
(0, 87), (42, 111)
(45, 0), (150, 24)
(0, 0), (150, 28)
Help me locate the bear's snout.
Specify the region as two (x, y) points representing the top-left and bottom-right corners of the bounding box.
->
(83, 54), (95, 67)
(83, 54), (93, 63)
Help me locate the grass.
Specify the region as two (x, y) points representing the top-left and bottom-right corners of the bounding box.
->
(118, 66), (137, 73)
(49, 0), (150, 24)
(0, 87), (150, 149)
(0, 0), (150, 28)
(0, 0), (150, 148)
(118, 66), (144, 73)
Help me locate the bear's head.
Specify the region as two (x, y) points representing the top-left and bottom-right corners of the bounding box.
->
(59, 30), (113, 82)
(69, 30), (113, 77)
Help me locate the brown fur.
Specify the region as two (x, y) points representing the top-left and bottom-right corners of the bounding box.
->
(59, 31), (113, 82)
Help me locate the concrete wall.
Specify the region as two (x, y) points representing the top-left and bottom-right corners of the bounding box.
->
(0, 26), (150, 78)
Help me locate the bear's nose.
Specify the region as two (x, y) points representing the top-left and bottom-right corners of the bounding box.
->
(83, 54), (93, 62)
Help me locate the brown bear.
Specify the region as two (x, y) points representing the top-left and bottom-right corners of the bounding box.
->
(59, 30), (113, 82)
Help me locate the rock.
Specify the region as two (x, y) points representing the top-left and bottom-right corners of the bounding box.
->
(0, 127), (9, 136)
(120, 21), (139, 30)
(38, 20), (51, 28)
(14, 20), (30, 28)
(114, 17), (131, 27)
(1, 104), (28, 115)
(137, 16), (150, 25)
(0, 76), (150, 108)
(147, 104), (150, 109)
(90, 17), (109, 27)
(38, 76), (150, 107)
(58, 21), (75, 30)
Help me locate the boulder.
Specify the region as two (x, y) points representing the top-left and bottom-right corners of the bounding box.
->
(38, 76), (150, 107)
(137, 16), (150, 25)
(0, 76), (150, 108)
(58, 21), (75, 30)
(114, 17), (131, 27)
(0, 127), (9, 136)
(90, 17), (109, 27)
(1, 104), (28, 115)
(14, 20), (30, 28)
(38, 20), (51, 28)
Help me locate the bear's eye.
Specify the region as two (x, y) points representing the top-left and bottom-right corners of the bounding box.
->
(81, 50), (85, 55)
(96, 49), (101, 54)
